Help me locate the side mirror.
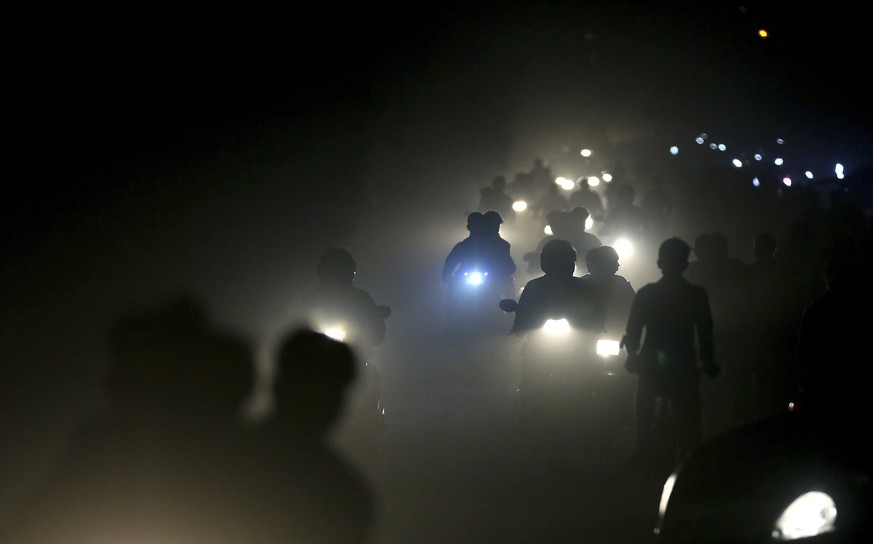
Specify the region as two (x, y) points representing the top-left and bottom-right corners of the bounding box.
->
(498, 299), (518, 313)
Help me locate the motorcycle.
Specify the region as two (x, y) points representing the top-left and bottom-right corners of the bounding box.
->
(498, 298), (634, 466)
(445, 267), (515, 339)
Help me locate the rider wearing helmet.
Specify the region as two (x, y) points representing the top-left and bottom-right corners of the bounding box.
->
(579, 245), (636, 336)
(297, 248), (387, 356)
(509, 239), (595, 335)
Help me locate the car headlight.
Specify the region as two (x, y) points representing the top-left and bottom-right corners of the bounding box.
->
(772, 491), (837, 540)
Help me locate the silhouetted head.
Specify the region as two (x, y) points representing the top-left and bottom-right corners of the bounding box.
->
(754, 232), (777, 260)
(658, 237), (691, 276)
(273, 327), (357, 435)
(317, 248), (356, 284)
(821, 237), (857, 289)
(586, 245), (620, 276)
(693, 232), (715, 261)
(107, 293), (254, 423)
(466, 211), (485, 234)
(569, 206), (590, 228)
(482, 210), (503, 233)
(709, 231), (729, 257)
(540, 238), (577, 276)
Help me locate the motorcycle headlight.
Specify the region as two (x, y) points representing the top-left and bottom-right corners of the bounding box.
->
(542, 318), (570, 335)
(772, 491), (837, 540)
(464, 271), (487, 286)
(614, 237), (634, 260)
(596, 338), (621, 357)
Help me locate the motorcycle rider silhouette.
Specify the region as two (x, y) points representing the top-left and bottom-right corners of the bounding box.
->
(443, 211), (516, 338)
(579, 245), (637, 461)
(296, 248), (390, 466)
(502, 239), (611, 466)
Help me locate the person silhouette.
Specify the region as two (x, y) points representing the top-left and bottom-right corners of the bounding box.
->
(685, 231), (748, 434)
(508, 238), (598, 465)
(522, 209), (602, 277)
(298, 247), (387, 358)
(580, 245), (635, 337)
(600, 182), (645, 243)
(742, 231), (794, 420)
(509, 238), (594, 336)
(568, 177), (604, 224)
(532, 179), (570, 224)
(792, 237), (870, 427)
(478, 174), (516, 224)
(562, 207), (603, 274)
(443, 211), (517, 337)
(622, 237), (719, 474)
(579, 245), (637, 459)
(523, 210), (567, 277)
(480, 210), (517, 285)
(0, 293), (257, 543)
(295, 247), (389, 468)
(246, 327), (377, 544)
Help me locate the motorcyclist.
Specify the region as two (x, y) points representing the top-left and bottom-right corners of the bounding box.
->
(509, 238), (594, 335)
(579, 245), (637, 460)
(579, 245), (635, 336)
(295, 248), (389, 466)
(442, 211), (516, 286)
(443, 211), (516, 337)
(297, 247), (387, 359)
(508, 239), (604, 466)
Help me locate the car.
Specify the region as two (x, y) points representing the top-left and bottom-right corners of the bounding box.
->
(652, 402), (872, 543)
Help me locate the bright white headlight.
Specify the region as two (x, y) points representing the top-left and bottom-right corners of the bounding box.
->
(596, 339), (621, 356)
(321, 325), (347, 341)
(543, 318), (570, 334)
(772, 491), (836, 540)
(465, 271), (486, 286)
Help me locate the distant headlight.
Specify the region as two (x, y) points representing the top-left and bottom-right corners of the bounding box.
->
(772, 491), (836, 540)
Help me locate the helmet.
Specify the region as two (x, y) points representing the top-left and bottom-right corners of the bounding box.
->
(586, 245), (619, 275)
(539, 239), (577, 276)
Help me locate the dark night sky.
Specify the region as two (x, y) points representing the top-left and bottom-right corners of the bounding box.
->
(7, 1), (872, 338)
(5, 0), (872, 360)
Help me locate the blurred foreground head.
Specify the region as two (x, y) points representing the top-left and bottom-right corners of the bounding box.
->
(273, 327), (357, 436)
(317, 247), (357, 285)
(107, 293), (254, 424)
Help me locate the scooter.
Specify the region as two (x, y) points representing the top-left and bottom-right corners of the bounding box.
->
(444, 268), (515, 339)
(499, 298), (634, 466)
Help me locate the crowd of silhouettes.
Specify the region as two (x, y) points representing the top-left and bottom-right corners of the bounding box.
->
(4, 151), (871, 543)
